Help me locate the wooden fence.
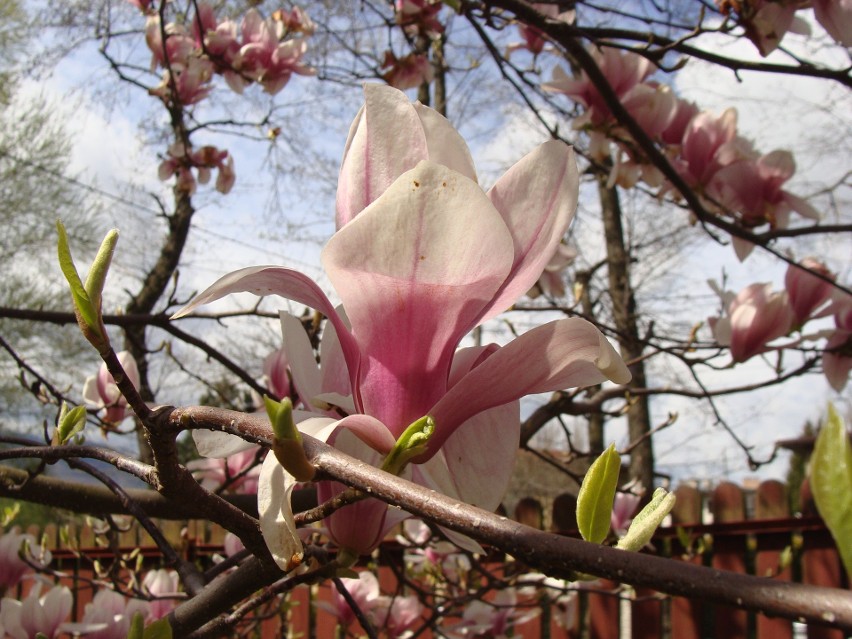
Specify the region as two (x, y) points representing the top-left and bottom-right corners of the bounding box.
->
(5, 478), (848, 638)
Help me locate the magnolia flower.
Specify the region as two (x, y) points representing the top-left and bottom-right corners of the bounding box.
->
(709, 150), (819, 231)
(150, 57), (215, 106)
(144, 17), (196, 70)
(142, 569), (181, 621)
(543, 47), (654, 128)
(823, 329), (852, 392)
(275, 7), (316, 36)
(717, 0), (812, 56)
(677, 108), (749, 188)
(447, 588), (539, 638)
(373, 595), (423, 638)
(823, 290), (852, 391)
(318, 571), (382, 626)
(176, 85), (630, 562)
(381, 51), (433, 90)
(158, 144), (235, 195)
(236, 9), (314, 95)
(527, 243), (577, 299)
(611, 491), (642, 536)
(80, 590), (149, 639)
(0, 529), (52, 591)
(82, 351), (140, 425)
(709, 283), (793, 362)
(785, 258), (836, 326)
(660, 97), (699, 147)
(0, 583), (79, 639)
(188, 445), (263, 494)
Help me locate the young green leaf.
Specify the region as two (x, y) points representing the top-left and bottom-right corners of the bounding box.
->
(810, 404), (852, 577)
(84, 228), (119, 314)
(56, 220), (98, 331)
(576, 443), (621, 543)
(616, 487), (676, 552)
(56, 403), (87, 444)
(127, 612), (144, 639)
(143, 618), (173, 639)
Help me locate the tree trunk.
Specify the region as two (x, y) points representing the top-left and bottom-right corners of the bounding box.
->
(597, 174), (654, 494)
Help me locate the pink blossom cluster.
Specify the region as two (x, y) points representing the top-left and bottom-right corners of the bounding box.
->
(0, 583), (75, 639)
(446, 587), (541, 638)
(142, 568), (182, 621)
(383, 0), (443, 90)
(381, 51), (433, 91)
(131, 1), (314, 195)
(717, 0), (852, 56)
(157, 142), (235, 195)
(187, 445), (263, 494)
(138, 2), (314, 99)
(708, 258), (851, 390)
(543, 46), (819, 260)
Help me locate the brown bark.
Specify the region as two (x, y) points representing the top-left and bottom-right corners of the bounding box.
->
(124, 107), (196, 464)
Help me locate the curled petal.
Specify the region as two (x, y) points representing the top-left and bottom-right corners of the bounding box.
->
(478, 141), (579, 323)
(258, 453), (303, 571)
(172, 265), (360, 395)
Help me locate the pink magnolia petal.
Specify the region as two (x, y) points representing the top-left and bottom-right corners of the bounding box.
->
(323, 161), (514, 434)
(336, 84), (429, 228)
(172, 265), (360, 396)
(447, 344), (500, 389)
(280, 312), (322, 409)
(192, 430), (257, 458)
(437, 401), (520, 511)
(823, 330), (852, 392)
(426, 319), (630, 455)
(478, 141), (579, 323)
(319, 306), (353, 398)
(410, 460), (486, 554)
(783, 191), (821, 220)
(82, 375), (102, 409)
(412, 103), (477, 181)
(814, 0), (852, 46)
(333, 414), (396, 454)
(317, 429), (391, 554)
(732, 235), (755, 262)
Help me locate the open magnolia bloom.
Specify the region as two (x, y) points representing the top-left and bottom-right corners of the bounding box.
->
(176, 85), (630, 565)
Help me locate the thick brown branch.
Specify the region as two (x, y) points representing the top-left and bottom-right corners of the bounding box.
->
(301, 433), (852, 630)
(0, 464), (259, 519)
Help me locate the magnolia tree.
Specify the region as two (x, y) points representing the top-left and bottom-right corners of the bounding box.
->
(0, 0), (851, 637)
